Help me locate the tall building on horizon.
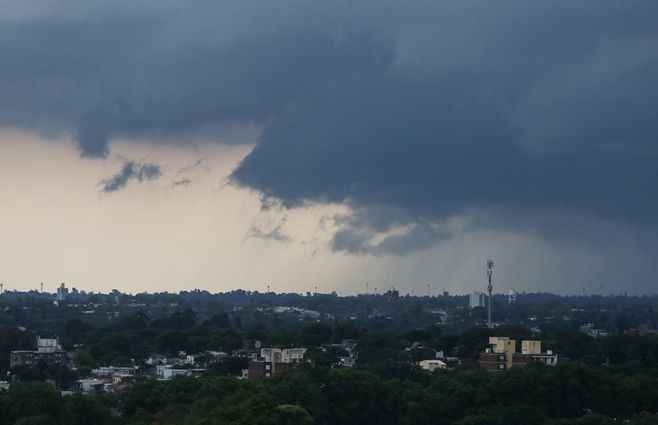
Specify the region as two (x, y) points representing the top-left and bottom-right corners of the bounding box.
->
(469, 291), (486, 309)
(56, 283), (68, 301)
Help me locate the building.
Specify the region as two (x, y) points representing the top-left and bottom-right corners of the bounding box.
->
(260, 347), (283, 363)
(243, 339), (262, 352)
(247, 347), (307, 380)
(282, 348), (306, 363)
(259, 348), (307, 364)
(56, 283), (68, 301)
(508, 290), (517, 304)
(77, 379), (105, 394)
(385, 289), (399, 303)
(338, 356), (356, 367)
(469, 292), (486, 308)
(155, 365), (206, 380)
(580, 323), (609, 338)
(10, 337), (68, 368)
(91, 366), (137, 378)
(419, 359), (448, 372)
(479, 337), (558, 372)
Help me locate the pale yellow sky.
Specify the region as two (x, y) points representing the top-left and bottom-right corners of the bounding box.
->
(0, 130), (634, 295)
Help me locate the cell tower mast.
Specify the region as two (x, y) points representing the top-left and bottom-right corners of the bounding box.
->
(487, 258), (494, 329)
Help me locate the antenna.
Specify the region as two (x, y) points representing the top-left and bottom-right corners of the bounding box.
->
(487, 258), (494, 329)
(314, 285), (318, 295)
(366, 282), (369, 295)
(0, 282), (3, 294)
(41, 282), (43, 293)
(427, 283), (430, 297)
(266, 285), (270, 294)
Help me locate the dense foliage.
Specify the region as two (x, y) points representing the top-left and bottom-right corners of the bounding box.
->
(2, 361), (658, 424)
(2, 291), (658, 423)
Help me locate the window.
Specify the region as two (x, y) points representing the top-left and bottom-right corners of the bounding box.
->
(265, 364), (271, 370)
(498, 364), (504, 369)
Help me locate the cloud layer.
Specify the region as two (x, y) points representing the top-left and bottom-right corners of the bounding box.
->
(1, 1), (657, 274)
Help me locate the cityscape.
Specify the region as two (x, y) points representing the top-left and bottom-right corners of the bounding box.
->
(2, 1), (658, 424)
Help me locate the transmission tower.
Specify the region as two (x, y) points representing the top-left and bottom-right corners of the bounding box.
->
(487, 258), (494, 329)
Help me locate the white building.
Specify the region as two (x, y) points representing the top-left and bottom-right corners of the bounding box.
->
(419, 359), (448, 372)
(282, 348), (306, 363)
(508, 290), (517, 304)
(260, 348), (283, 363)
(156, 365), (205, 380)
(469, 292), (486, 308)
(91, 366), (137, 377)
(260, 348), (307, 364)
(56, 283), (68, 301)
(37, 337), (62, 353)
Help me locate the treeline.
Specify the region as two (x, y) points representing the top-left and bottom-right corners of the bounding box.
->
(2, 362), (658, 424)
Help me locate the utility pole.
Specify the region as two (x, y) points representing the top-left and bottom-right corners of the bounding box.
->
(487, 258), (494, 329)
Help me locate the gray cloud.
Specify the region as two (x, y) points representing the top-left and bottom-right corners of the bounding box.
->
(99, 160), (162, 193)
(245, 222), (291, 244)
(2, 1), (658, 290)
(177, 158), (205, 174)
(331, 222), (451, 256)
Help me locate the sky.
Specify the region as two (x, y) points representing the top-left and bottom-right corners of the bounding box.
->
(0, 0), (656, 295)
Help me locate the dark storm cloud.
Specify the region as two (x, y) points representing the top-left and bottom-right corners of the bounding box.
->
(99, 160), (162, 193)
(227, 1), (658, 253)
(331, 222), (451, 256)
(2, 1), (658, 257)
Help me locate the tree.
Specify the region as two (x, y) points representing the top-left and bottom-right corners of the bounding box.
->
(274, 404), (313, 425)
(74, 350), (94, 368)
(4, 382), (61, 424)
(298, 323), (332, 347)
(455, 327), (493, 359)
(60, 393), (108, 425)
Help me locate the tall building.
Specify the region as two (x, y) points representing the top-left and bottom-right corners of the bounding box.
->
(469, 291), (486, 308)
(508, 290), (517, 304)
(56, 283), (68, 301)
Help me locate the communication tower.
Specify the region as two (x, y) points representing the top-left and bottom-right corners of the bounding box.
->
(487, 258), (494, 329)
